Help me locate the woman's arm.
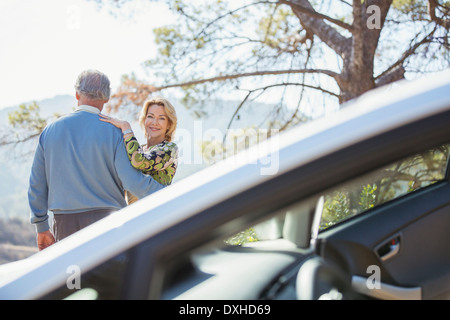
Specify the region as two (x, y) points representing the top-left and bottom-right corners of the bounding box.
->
(125, 136), (178, 185)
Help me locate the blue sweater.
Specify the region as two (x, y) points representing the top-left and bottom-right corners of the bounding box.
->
(28, 105), (165, 232)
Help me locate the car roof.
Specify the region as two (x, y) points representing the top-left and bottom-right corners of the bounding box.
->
(1, 69), (450, 299)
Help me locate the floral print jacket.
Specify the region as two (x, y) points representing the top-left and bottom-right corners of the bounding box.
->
(124, 135), (179, 186)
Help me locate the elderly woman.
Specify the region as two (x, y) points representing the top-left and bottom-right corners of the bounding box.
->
(100, 97), (179, 203)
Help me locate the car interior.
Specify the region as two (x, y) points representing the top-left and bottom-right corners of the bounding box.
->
(46, 141), (450, 300)
(158, 143), (450, 300)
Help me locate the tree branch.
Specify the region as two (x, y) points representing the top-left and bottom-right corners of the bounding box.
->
(180, 1), (278, 57)
(110, 68), (339, 111)
(279, 0), (352, 57)
(375, 65), (405, 87)
(152, 68), (339, 91)
(428, 0), (450, 29)
(375, 27), (437, 87)
(280, 0), (353, 31)
(0, 132), (40, 147)
(222, 81), (337, 141)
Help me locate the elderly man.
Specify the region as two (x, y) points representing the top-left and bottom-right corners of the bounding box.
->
(28, 69), (165, 250)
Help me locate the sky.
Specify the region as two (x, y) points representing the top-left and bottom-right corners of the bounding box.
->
(0, 0), (174, 109)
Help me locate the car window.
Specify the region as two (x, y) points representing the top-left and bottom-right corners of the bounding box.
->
(320, 143), (450, 230)
(226, 143), (450, 245)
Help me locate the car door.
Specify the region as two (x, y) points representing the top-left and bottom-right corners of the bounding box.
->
(313, 117), (450, 299)
(316, 143), (450, 300)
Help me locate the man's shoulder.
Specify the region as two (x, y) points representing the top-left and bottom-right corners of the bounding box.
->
(44, 111), (120, 136)
(42, 112), (72, 131)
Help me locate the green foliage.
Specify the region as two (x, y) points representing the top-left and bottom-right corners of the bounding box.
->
(392, 0), (450, 21)
(2, 102), (63, 152)
(359, 184), (377, 210)
(224, 228), (259, 245)
(257, 7), (303, 53)
(322, 184), (381, 229)
(153, 26), (183, 57)
(320, 144), (450, 230)
(392, 0), (425, 11)
(8, 102), (47, 134)
(322, 191), (351, 229)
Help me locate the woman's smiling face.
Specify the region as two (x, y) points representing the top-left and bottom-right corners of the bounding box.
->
(144, 104), (169, 144)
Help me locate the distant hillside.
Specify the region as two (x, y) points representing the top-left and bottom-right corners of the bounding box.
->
(0, 217), (37, 264)
(0, 95), (77, 125)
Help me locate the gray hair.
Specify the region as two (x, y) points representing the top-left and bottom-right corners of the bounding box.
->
(74, 69), (111, 101)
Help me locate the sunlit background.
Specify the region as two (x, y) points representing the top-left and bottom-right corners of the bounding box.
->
(0, 0), (174, 109)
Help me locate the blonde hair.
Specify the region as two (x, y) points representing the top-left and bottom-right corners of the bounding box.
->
(139, 97), (177, 142)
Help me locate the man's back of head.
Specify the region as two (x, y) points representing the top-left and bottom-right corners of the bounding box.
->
(74, 70), (111, 109)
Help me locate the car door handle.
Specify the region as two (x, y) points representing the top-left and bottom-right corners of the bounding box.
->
(380, 242), (400, 261)
(376, 234), (401, 262)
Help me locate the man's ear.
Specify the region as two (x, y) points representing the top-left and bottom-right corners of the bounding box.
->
(75, 91), (80, 100)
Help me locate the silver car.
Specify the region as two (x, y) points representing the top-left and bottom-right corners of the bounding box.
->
(1, 70), (449, 301)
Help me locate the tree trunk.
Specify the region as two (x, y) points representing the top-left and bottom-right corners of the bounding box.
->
(339, 0), (393, 103)
(287, 0), (394, 103)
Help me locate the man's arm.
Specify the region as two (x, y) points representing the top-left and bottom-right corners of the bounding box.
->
(28, 140), (51, 233)
(29, 138), (57, 250)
